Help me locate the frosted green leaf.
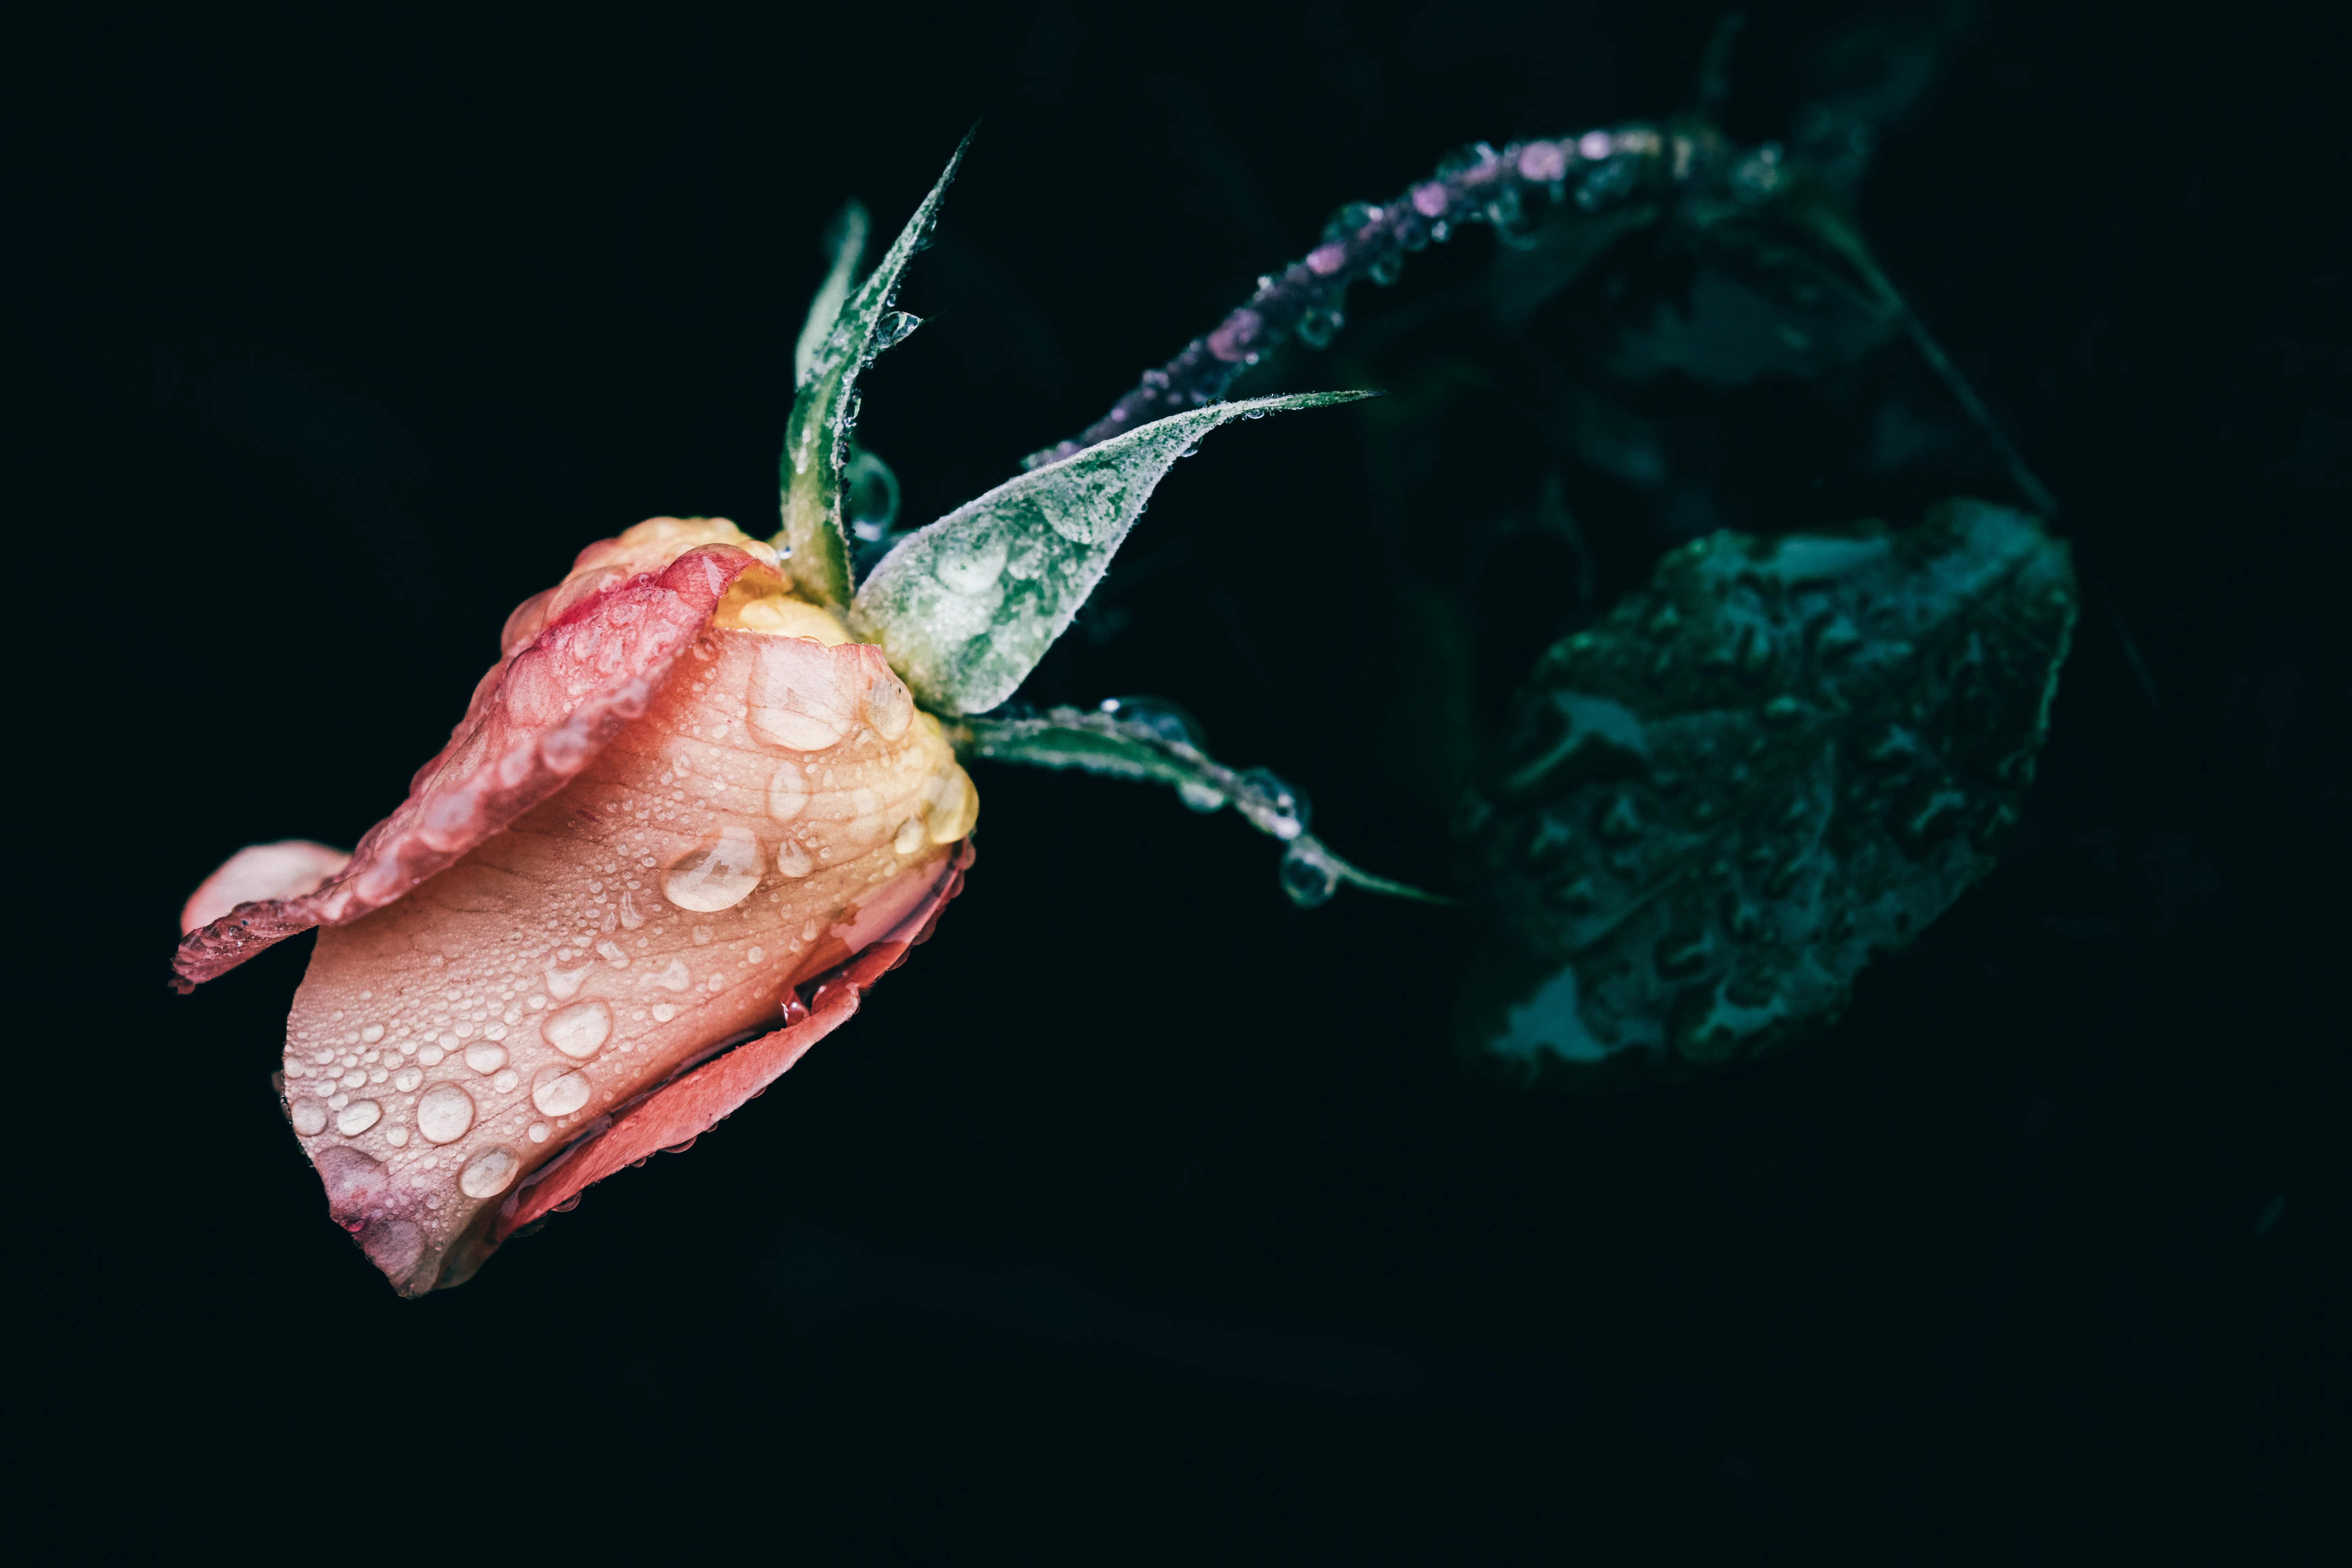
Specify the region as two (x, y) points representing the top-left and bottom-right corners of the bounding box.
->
(851, 391), (1374, 715)
(778, 138), (964, 609)
(1452, 499), (2077, 1089)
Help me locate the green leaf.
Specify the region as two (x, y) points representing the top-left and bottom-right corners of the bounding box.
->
(956, 698), (1448, 908)
(1452, 499), (2077, 1088)
(778, 138), (965, 609)
(850, 390), (1374, 715)
(792, 201), (869, 388)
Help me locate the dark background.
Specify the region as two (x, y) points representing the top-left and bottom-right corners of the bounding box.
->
(13, 0), (2346, 1555)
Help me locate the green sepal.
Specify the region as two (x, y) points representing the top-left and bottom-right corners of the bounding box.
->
(850, 390), (1374, 715)
(777, 136), (966, 609)
(792, 201), (869, 388)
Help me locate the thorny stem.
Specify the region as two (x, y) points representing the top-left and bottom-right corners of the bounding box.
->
(1028, 122), (1785, 468)
(1035, 101), (2168, 733)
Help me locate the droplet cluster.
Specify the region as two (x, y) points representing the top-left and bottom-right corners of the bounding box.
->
(277, 606), (977, 1290)
(1025, 123), (1786, 470)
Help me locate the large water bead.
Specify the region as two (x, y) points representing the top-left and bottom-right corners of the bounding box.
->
(663, 826), (763, 912)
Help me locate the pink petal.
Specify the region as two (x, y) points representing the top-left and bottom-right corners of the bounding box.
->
(174, 543), (761, 989)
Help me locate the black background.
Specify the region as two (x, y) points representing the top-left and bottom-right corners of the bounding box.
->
(14, 1), (2347, 1556)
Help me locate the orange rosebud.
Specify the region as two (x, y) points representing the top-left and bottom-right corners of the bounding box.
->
(179, 518), (977, 1293)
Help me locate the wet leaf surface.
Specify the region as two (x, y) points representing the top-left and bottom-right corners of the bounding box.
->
(851, 391), (1369, 714)
(1454, 499), (2076, 1086)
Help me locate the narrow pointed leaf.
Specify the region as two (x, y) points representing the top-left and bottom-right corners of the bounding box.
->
(779, 138), (965, 608)
(852, 390), (1374, 714)
(1452, 499), (2076, 1088)
(957, 699), (1446, 907)
(792, 201), (869, 388)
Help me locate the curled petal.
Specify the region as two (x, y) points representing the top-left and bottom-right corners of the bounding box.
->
(174, 539), (764, 990)
(179, 841), (351, 935)
(479, 841), (972, 1261)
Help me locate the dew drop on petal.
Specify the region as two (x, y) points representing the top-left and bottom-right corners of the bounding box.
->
(463, 1042), (508, 1075)
(545, 961), (593, 1001)
(393, 1066), (422, 1092)
(290, 1100), (327, 1136)
(336, 1099), (383, 1136)
(458, 1145), (520, 1200)
(542, 999), (613, 1061)
(775, 839), (814, 878)
(924, 767), (978, 843)
(532, 1065), (592, 1118)
(663, 827), (763, 912)
(528, 1122), (550, 1143)
(492, 1069), (519, 1093)
(385, 1126), (410, 1148)
(893, 817), (927, 855)
(863, 670), (913, 740)
(768, 766), (809, 822)
(416, 1084), (477, 1145)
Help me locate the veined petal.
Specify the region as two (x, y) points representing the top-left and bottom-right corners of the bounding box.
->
(268, 593), (976, 1294)
(174, 526), (769, 989)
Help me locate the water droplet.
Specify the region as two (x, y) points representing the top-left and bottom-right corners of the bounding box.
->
(463, 1042), (508, 1075)
(1238, 768), (1309, 839)
(618, 891), (646, 930)
(1278, 841), (1340, 907)
(290, 1100), (327, 1136)
(924, 768), (978, 842)
(1179, 783), (1226, 812)
(492, 1069), (520, 1093)
(768, 766), (809, 822)
(748, 642), (856, 750)
(652, 1003), (678, 1022)
(542, 999), (613, 1061)
(359, 1024), (384, 1044)
(528, 1122), (550, 1143)
(335, 1098), (381, 1136)
(1295, 307), (1344, 349)
(935, 537), (1009, 595)
(1653, 923), (1713, 979)
(532, 1065), (592, 1118)
(1100, 694), (1207, 749)
(863, 670), (914, 739)
(775, 839), (814, 878)
(416, 1084), (476, 1145)
(418, 1045), (445, 1068)
(1368, 252), (1404, 286)
(642, 958), (691, 993)
(1893, 777), (1970, 856)
(545, 960), (593, 1001)
(385, 1126), (410, 1148)
(458, 1145), (520, 1200)
(663, 827), (764, 912)
(893, 816), (926, 855)
(595, 938), (631, 968)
